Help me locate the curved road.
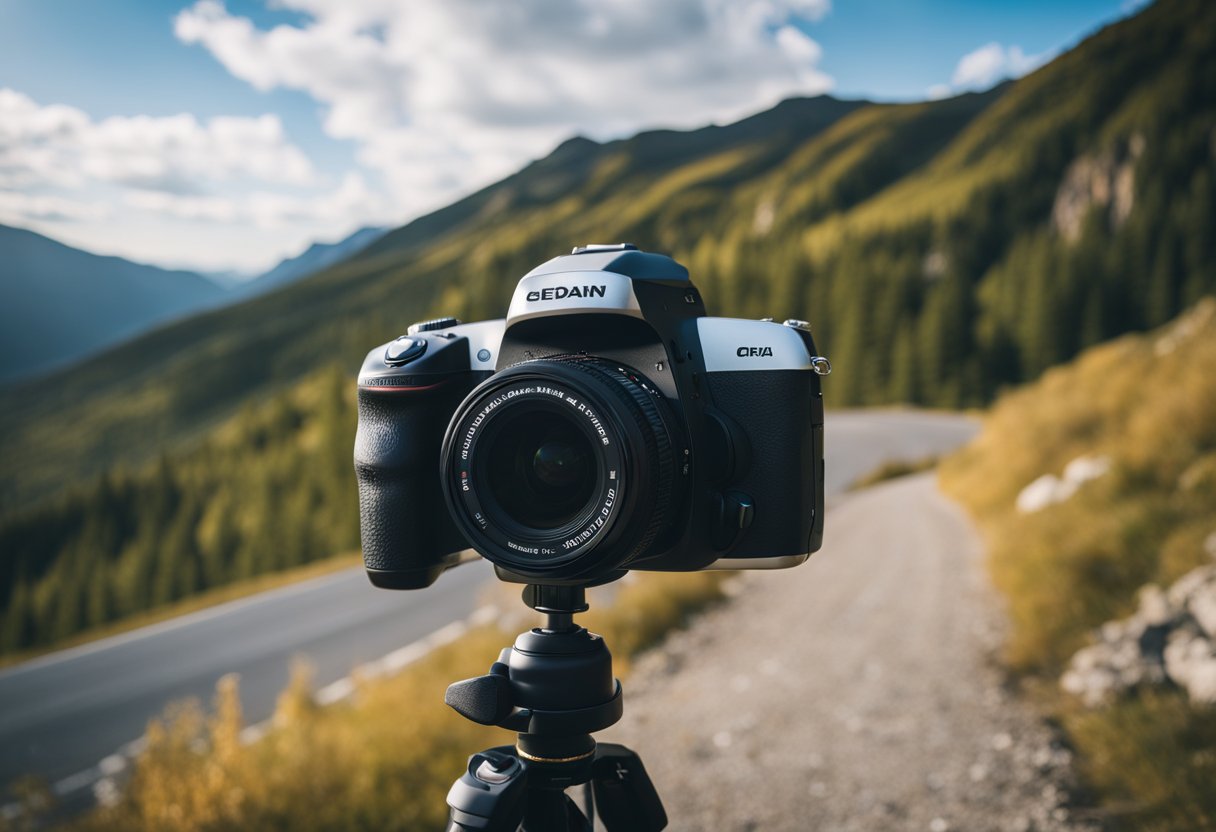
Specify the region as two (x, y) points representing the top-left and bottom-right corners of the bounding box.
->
(0, 408), (977, 810)
(609, 474), (1094, 831)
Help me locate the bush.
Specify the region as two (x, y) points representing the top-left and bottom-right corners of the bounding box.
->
(51, 572), (727, 831)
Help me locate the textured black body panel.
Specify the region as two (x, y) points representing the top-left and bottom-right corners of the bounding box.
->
(354, 374), (488, 587)
(704, 370), (824, 558)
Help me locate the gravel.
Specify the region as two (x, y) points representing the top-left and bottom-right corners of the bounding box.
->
(602, 474), (1100, 832)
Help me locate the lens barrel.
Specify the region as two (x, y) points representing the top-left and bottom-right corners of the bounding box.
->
(441, 356), (679, 581)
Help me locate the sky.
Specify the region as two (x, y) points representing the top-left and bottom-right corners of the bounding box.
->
(0, 0), (1150, 275)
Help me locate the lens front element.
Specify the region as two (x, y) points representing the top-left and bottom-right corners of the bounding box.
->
(483, 407), (598, 530)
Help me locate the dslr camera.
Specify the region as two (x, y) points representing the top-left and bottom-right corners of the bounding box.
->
(354, 244), (828, 589)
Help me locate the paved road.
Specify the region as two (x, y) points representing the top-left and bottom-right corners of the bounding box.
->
(0, 559), (496, 797)
(0, 408), (976, 807)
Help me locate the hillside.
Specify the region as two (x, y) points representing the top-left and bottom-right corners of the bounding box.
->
(0, 225), (226, 384)
(940, 299), (1216, 829)
(0, 0), (1213, 654)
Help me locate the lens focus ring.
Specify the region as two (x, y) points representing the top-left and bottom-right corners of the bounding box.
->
(549, 357), (674, 559)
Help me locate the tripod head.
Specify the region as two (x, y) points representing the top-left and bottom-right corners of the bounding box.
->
(443, 585), (666, 831)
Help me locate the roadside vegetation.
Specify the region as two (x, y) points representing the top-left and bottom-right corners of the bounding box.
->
(3, 571), (726, 831)
(940, 299), (1216, 830)
(849, 455), (940, 491)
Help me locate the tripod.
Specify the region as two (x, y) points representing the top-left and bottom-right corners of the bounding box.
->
(443, 584), (667, 831)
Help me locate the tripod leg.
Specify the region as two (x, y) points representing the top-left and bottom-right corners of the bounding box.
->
(590, 743), (667, 832)
(519, 789), (591, 832)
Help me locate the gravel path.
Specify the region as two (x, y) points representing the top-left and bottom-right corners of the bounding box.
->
(603, 474), (1098, 832)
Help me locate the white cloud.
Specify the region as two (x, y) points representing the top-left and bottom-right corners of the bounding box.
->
(0, 191), (111, 224)
(124, 171), (389, 230)
(927, 41), (1052, 100)
(175, 0), (835, 216)
(0, 86), (396, 271)
(0, 88), (316, 193)
(5, 2), (837, 270)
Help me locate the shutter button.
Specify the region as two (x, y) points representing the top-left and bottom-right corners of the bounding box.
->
(384, 336), (427, 366)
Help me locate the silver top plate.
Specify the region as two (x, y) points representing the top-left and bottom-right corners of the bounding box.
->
(697, 318), (814, 372)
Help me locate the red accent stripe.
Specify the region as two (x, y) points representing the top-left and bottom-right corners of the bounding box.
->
(359, 380), (450, 393)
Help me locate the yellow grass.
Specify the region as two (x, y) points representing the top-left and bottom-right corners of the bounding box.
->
(10, 572), (728, 831)
(939, 298), (1216, 828)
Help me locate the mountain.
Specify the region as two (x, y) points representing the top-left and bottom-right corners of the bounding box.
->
(239, 226), (388, 297)
(199, 268), (253, 291)
(0, 225), (227, 384)
(0, 225), (385, 389)
(1, 0), (1214, 654)
(0, 92), (874, 511)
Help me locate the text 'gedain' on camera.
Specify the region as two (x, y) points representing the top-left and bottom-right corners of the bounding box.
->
(353, 244), (830, 590)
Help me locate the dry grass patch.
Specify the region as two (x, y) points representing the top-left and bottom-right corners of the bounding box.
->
(940, 299), (1216, 828)
(18, 572), (728, 831)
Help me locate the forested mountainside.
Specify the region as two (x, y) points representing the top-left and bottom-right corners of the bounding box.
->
(2, 0), (1213, 654)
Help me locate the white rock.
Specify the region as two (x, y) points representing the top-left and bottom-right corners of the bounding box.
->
(1017, 474), (1062, 513)
(1167, 565), (1216, 608)
(1062, 455), (1111, 486)
(1062, 611), (1165, 705)
(1015, 455), (1110, 513)
(1190, 584), (1216, 639)
(1061, 666), (1116, 707)
(1163, 623), (1216, 705)
(1138, 584), (1173, 626)
(1099, 620), (1125, 644)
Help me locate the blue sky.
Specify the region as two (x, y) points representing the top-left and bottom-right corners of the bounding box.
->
(0, 0), (1146, 273)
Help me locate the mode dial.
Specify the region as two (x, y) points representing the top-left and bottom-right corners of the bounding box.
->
(407, 317), (461, 334)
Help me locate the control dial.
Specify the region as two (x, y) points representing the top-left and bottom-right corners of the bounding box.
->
(407, 317), (461, 334)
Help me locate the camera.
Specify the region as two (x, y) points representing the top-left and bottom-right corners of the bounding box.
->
(354, 244), (828, 589)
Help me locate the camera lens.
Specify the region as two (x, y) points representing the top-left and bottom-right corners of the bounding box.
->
(441, 356), (683, 581)
(482, 408), (598, 529)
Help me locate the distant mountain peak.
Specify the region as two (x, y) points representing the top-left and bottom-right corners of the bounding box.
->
(238, 226), (389, 297)
(0, 224), (226, 385)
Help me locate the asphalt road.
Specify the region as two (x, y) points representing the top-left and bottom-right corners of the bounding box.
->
(0, 408), (978, 808)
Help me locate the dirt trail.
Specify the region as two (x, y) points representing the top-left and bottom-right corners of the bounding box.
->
(605, 474), (1096, 832)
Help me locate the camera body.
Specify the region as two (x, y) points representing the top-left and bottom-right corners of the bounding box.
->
(354, 245), (826, 589)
